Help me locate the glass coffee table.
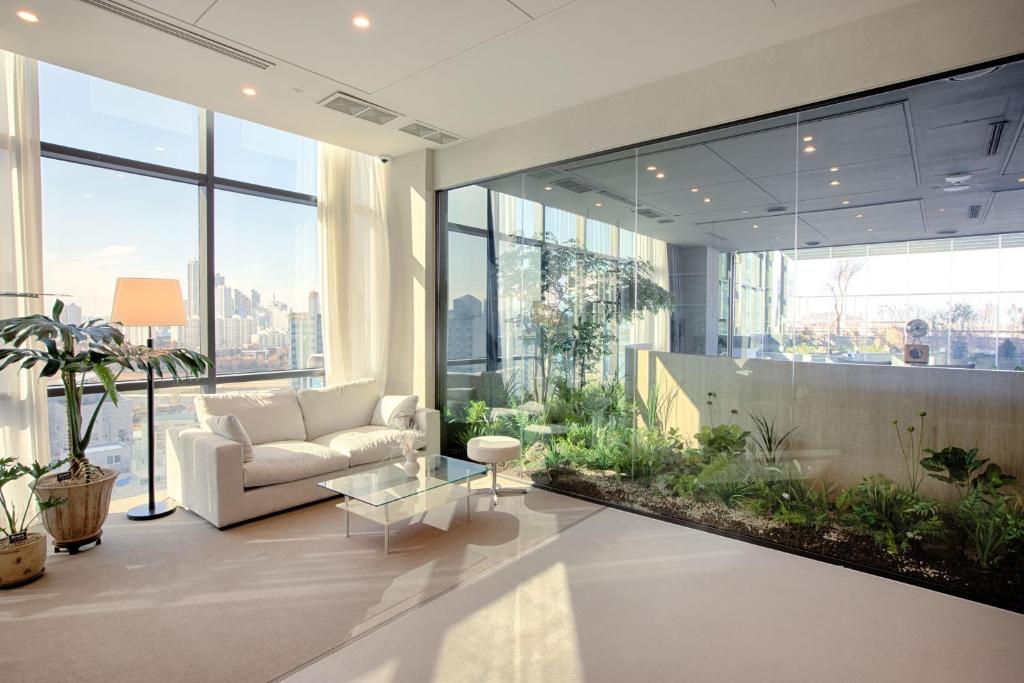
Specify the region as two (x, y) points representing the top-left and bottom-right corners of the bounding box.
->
(319, 454), (487, 554)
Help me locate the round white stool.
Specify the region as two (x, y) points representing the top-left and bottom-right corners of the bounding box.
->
(466, 435), (528, 505)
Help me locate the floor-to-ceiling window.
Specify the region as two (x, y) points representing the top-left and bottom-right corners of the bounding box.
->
(38, 63), (323, 503)
(437, 57), (1024, 611)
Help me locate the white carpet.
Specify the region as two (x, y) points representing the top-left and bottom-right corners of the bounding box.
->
(0, 481), (600, 682)
(289, 507), (1024, 683)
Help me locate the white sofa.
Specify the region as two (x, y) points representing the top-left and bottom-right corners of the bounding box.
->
(167, 378), (441, 528)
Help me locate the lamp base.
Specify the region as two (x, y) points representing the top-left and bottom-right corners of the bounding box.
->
(127, 500), (177, 521)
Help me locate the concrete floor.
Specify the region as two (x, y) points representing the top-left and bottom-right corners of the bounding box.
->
(286, 506), (1024, 683)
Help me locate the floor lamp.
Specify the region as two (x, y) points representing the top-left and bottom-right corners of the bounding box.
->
(111, 277), (186, 521)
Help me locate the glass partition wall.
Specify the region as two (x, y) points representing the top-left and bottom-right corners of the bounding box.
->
(438, 58), (1024, 611)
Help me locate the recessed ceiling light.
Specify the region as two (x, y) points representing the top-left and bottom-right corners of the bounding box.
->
(656, 172), (665, 179)
(802, 136), (813, 142)
(154, 146), (165, 152)
(938, 208), (945, 212)
(16, 9), (39, 23)
(544, 186), (552, 191)
(646, 165), (657, 171)
(855, 213), (864, 218)
(690, 187), (699, 192)
(352, 15), (371, 29)
(841, 200), (850, 205)
(866, 227), (873, 232)
(595, 202), (602, 207)
(1019, 177), (1024, 183)
(830, 180), (840, 186)
(703, 197), (711, 203)
(242, 86), (257, 97)
(752, 224), (759, 229)
(804, 145), (816, 153)
(830, 166), (839, 172)
(84, 194), (92, 199)
(741, 210), (748, 214)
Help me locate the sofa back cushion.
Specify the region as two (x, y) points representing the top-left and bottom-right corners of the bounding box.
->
(297, 378), (380, 441)
(194, 390), (306, 445)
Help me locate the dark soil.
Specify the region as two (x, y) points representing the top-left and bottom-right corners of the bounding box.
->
(520, 467), (1023, 613)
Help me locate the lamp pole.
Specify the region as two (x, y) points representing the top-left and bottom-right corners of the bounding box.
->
(127, 326), (176, 521)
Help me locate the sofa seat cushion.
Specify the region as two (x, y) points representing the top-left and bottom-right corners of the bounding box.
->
(243, 440), (349, 488)
(312, 426), (426, 467)
(196, 390), (306, 445)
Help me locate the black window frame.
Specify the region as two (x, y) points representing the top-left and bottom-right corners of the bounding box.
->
(42, 109), (324, 399)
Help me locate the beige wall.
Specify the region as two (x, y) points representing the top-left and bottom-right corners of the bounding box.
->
(385, 149), (436, 406)
(433, 0), (1024, 189)
(635, 351), (1024, 501)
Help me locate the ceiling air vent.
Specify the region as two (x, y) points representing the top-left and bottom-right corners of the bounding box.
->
(79, 0), (274, 69)
(597, 189), (635, 206)
(552, 178), (594, 194)
(657, 218), (675, 224)
(985, 121), (1006, 156)
(320, 92), (400, 125)
(766, 206), (788, 213)
(637, 208), (665, 219)
(967, 204), (982, 219)
(398, 122), (461, 146)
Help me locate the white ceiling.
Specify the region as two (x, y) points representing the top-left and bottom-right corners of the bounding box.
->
(0, 0), (918, 157)
(480, 61), (1024, 252)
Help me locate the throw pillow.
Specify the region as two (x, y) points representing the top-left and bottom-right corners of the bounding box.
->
(203, 414), (254, 463)
(371, 395), (418, 430)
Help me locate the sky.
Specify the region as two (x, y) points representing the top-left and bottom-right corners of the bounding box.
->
(38, 63), (318, 317)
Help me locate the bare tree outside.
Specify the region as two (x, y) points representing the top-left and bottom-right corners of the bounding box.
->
(826, 257), (865, 352)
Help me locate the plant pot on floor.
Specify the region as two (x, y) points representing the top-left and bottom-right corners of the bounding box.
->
(35, 468), (117, 554)
(0, 532), (47, 588)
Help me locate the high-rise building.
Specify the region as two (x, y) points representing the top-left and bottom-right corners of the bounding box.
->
(216, 284), (234, 319)
(250, 289), (261, 311)
(64, 301), (84, 325)
(234, 289), (252, 318)
(448, 294), (485, 360)
(187, 258), (201, 318)
(289, 312), (317, 369)
(308, 290), (320, 316)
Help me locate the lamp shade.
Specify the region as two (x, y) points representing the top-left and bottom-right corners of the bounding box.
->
(111, 278), (186, 327)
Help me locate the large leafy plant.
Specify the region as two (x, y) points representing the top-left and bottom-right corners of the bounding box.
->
(0, 300), (212, 480)
(919, 446), (1016, 501)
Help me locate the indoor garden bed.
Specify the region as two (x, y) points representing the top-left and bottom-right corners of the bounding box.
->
(449, 384), (1024, 614)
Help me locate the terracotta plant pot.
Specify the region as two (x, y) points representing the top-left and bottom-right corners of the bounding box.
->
(35, 468), (117, 554)
(0, 532), (47, 588)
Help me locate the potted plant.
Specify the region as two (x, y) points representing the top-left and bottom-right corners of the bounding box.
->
(0, 301), (211, 553)
(0, 456), (67, 587)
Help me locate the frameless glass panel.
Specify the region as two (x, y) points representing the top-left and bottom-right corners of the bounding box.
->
(437, 60), (1024, 610)
(40, 158), (201, 385)
(39, 63), (200, 170)
(213, 113), (316, 194)
(213, 190), (320, 373)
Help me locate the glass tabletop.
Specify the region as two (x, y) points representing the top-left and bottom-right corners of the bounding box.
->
(318, 454), (487, 507)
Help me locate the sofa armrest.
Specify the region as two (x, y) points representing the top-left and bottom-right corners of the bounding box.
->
(413, 407), (441, 454)
(167, 427), (245, 528)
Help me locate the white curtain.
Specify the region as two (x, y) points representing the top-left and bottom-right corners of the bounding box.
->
(631, 232), (671, 352)
(317, 143), (390, 386)
(0, 51), (49, 513)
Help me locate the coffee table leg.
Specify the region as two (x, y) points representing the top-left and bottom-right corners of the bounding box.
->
(465, 476), (471, 521)
(384, 503), (390, 555)
(345, 497), (350, 537)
